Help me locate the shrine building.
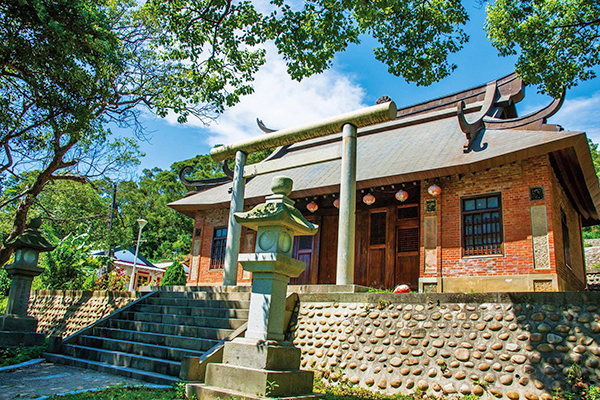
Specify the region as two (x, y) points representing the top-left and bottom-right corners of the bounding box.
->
(169, 73), (600, 293)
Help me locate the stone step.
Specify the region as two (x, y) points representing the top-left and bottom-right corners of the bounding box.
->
(77, 335), (205, 361)
(138, 304), (250, 319)
(144, 297), (251, 309)
(120, 311), (246, 329)
(107, 319), (235, 340)
(158, 286), (252, 293)
(44, 353), (178, 385)
(157, 291), (251, 301)
(91, 327), (218, 351)
(61, 344), (181, 376)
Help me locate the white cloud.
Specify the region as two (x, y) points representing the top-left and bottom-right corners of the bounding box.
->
(519, 91), (600, 143)
(166, 44), (367, 146)
(549, 92), (600, 143)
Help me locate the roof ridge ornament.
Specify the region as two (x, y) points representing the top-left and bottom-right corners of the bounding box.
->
(178, 161), (234, 191)
(256, 118), (277, 133)
(457, 81), (498, 153)
(483, 89), (566, 132)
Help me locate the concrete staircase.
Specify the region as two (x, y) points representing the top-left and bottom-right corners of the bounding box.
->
(45, 287), (251, 384)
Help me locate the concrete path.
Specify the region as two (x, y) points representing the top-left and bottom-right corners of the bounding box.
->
(0, 361), (161, 399)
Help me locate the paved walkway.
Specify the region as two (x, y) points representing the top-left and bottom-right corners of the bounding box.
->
(0, 361), (156, 399)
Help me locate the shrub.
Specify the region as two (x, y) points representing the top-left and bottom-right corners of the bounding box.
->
(161, 260), (187, 286)
(39, 231), (99, 290)
(94, 269), (129, 291)
(0, 340), (48, 367)
(0, 267), (10, 296)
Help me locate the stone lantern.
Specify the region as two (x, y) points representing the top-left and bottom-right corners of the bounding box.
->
(0, 217), (55, 347)
(188, 176), (319, 400)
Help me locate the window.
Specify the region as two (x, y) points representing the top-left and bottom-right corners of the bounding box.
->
(561, 209), (571, 268)
(370, 212), (387, 246)
(194, 228), (202, 238)
(462, 194), (503, 256)
(210, 227), (227, 269)
(135, 272), (150, 289)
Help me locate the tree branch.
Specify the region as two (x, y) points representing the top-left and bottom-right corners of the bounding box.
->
(49, 174), (88, 183)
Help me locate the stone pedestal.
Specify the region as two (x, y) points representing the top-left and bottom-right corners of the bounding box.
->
(188, 337), (318, 400)
(0, 218), (54, 347)
(0, 263), (46, 347)
(187, 177), (319, 400)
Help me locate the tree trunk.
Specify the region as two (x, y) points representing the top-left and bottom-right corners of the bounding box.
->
(0, 138), (75, 268)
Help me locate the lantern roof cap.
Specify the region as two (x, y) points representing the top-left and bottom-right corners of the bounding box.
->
(5, 217), (55, 252)
(234, 177), (318, 235)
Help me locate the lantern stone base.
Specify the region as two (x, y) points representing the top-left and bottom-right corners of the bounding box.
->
(186, 338), (319, 400)
(0, 314), (38, 332)
(0, 315), (45, 347)
(223, 338), (302, 370)
(0, 330), (45, 347)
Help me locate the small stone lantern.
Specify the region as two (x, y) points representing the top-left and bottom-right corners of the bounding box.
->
(188, 176), (319, 400)
(0, 217), (54, 347)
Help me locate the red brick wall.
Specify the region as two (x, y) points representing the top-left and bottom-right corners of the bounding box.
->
(187, 208), (252, 285)
(186, 153), (587, 290)
(548, 161), (586, 290)
(434, 155), (556, 279)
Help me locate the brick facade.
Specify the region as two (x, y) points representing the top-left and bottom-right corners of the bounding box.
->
(187, 208), (253, 285)
(187, 154), (587, 292)
(549, 158), (587, 290)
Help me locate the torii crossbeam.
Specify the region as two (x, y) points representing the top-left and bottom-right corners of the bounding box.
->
(210, 101), (397, 286)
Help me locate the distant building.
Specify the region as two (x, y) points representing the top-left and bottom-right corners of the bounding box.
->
(93, 247), (165, 288)
(170, 73), (600, 293)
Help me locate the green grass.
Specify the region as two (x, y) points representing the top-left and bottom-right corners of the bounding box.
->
(0, 340), (48, 367)
(25, 375), (600, 400)
(366, 287), (393, 294)
(44, 385), (183, 400)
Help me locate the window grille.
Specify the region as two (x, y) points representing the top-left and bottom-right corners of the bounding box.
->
(462, 194), (503, 256)
(210, 227), (227, 269)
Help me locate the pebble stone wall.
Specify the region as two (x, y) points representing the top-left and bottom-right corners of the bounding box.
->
(290, 292), (600, 400)
(28, 290), (139, 338)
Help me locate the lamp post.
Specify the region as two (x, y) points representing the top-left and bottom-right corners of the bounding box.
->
(128, 218), (148, 291)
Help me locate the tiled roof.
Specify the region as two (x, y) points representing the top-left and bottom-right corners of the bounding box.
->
(170, 113), (589, 211)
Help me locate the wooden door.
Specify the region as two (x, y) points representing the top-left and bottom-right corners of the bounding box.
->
(367, 210), (387, 288)
(318, 214), (338, 284)
(396, 204), (420, 290)
(290, 235), (315, 285)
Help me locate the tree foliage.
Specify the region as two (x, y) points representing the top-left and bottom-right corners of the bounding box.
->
(485, 0), (600, 96)
(161, 259), (187, 286)
(584, 139), (600, 240)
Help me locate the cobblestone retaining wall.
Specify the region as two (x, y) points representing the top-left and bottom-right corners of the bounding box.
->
(291, 292), (600, 400)
(28, 290), (139, 338)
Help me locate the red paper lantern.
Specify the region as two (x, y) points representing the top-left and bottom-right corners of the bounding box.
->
(333, 198), (340, 209)
(395, 189), (408, 202)
(428, 183), (442, 197)
(306, 201), (318, 213)
(393, 284), (411, 293)
(362, 193), (376, 205)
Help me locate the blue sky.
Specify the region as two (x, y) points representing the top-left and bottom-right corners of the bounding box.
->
(130, 4), (600, 175)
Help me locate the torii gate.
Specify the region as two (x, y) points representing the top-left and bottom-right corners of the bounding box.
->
(210, 101), (397, 286)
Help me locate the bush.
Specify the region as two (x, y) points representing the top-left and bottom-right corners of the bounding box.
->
(160, 260), (187, 286)
(40, 231), (99, 290)
(0, 340), (48, 367)
(0, 267), (10, 296)
(94, 269), (129, 291)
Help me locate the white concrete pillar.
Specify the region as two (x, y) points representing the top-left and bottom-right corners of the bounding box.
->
(222, 151), (247, 286)
(336, 123), (357, 285)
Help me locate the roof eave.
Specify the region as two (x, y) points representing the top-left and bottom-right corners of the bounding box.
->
(173, 132), (587, 212)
